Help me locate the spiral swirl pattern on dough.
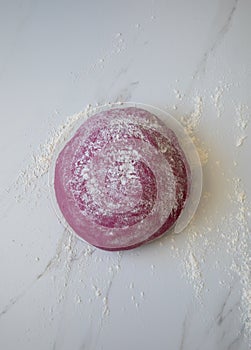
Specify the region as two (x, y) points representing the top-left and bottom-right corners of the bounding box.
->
(55, 107), (190, 250)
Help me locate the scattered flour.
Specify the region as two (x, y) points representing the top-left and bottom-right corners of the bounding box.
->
(13, 103), (132, 204)
(236, 135), (247, 147)
(92, 285), (102, 297)
(211, 86), (224, 118)
(235, 104), (250, 147)
(14, 104), (93, 203)
(183, 251), (204, 298)
(229, 177), (251, 342)
(75, 295), (82, 304)
(193, 141), (209, 166)
(173, 89), (183, 101)
(175, 171), (250, 343)
(181, 96), (203, 134)
(102, 297), (110, 316)
(8, 88), (250, 345)
(180, 95), (209, 166)
(168, 88), (250, 344)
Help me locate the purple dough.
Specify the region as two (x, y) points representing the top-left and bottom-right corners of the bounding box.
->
(54, 107), (190, 251)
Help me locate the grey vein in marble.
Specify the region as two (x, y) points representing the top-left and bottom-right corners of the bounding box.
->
(110, 64), (131, 88)
(193, 0), (239, 79)
(51, 253), (76, 350)
(216, 287), (232, 325)
(226, 324), (245, 350)
(195, 284), (242, 350)
(0, 228), (70, 319)
(82, 252), (124, 350)
(0, 290), (26, 318)
(113, 81), (140, 103)
(179, 313), (188, 350)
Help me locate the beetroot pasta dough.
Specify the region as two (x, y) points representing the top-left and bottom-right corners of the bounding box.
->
(54, 107), (191, 250)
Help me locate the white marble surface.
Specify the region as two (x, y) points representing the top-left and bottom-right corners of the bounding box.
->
(0, 1), (250, 349)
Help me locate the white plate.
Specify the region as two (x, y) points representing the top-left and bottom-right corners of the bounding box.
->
(48, 102), (202, 240)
